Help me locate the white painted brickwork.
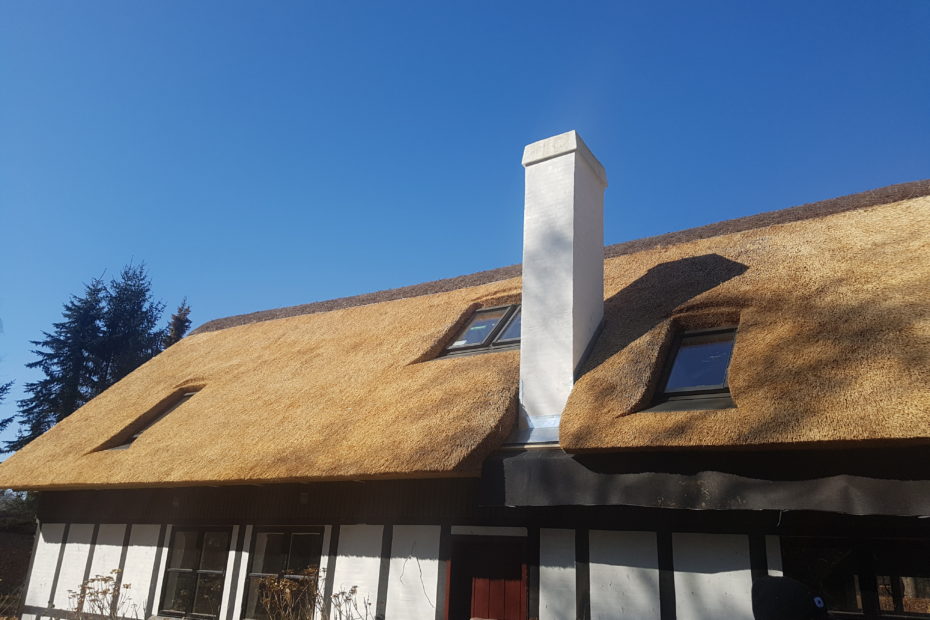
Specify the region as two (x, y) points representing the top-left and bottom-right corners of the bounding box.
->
(331, 524), (383, 615)
(518, 130), (607, 442)
(52, 523), (94, 609)
(384, 525), (441, 619)
(121, 524), (162, 616)
(539, 528), (576, 620)
(673, 533), (754, 620)
(589, 530), (661, 620)
(765, 535), (783, 576)
(24, 523), (66, 611)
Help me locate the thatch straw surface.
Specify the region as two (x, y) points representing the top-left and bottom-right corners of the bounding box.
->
(0, 181), (928, 489)
(561, 194), (930, 451)
(0, 280), (521, 489)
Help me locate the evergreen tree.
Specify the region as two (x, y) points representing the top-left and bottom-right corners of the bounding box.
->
(0, 381), (10, 408)
(3, 264), (187, 453)
(163, 298), (192, 348)
(1, 279), (106, 451)
(96, 265), (165, 389)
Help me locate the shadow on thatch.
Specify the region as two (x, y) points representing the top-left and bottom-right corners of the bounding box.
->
(563, 204), (930, 478)
(579, 253), (749, 379)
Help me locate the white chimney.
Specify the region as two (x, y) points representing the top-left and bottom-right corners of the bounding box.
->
(516, 130), (607, 443)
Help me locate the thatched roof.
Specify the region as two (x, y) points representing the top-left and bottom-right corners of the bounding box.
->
(0, 181), (928, 490)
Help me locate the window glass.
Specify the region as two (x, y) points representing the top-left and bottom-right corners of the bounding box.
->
(874, 540), (930, 615)
(664, 331), (734, 392)
(243, 529), (324, 620)
(288, 533), (323, 574)
(252, 532), (288, 574)
(160, 528), (231, 618)
(192, 574), (226, 618)
(782, 537), (930, 617)
(168, 530), (201, 569)
(161, 572), (196, 614)
(449, 308), (509, 348)
(243, 578), (267, 620)
(200, 530), (231, 572)
(497, 308), (521, 342)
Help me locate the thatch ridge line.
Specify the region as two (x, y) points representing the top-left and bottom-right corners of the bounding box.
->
(192, 179), (930, 335)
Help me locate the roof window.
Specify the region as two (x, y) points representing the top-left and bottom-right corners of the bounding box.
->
(444, 305), (520, 355)
(649, 327), (736, 411)
(98, 389), (200, 451)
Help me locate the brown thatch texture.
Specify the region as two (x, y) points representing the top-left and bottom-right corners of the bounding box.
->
(1, 183), (928, 490)
(561, 195), (930, 451)
(0, 279), (521, 490)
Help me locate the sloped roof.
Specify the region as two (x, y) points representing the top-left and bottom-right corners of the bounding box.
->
(0, 181), (928, 490)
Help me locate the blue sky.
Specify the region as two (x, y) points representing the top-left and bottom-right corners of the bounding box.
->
(1, 0), (928, 448)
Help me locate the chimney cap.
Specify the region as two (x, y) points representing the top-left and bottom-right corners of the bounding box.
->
(521, 130), (607, 187)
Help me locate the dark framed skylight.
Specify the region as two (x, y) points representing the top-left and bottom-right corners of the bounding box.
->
(650, 327), (736, 410)
(444, 304), (521, 355)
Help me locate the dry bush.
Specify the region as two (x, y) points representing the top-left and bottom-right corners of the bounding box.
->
(258, 568), (371, 620)
(68, 569), (139, 620)
(0, 583), (24, 620)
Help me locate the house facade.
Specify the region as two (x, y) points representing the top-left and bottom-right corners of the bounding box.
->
(2, 132), (930, 620)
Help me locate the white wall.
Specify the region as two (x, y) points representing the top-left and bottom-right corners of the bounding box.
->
(231, 524), (254, 620)
(331, 524), (384, 615)
(673, 533), (754, 620)
(120, 524), (162, 616)
(52, 523), (95, 610)
(218, 525), (240, 620)
(83, 523), (127, 615)
(384, 525), (440, 619)
(589, 530), (660, 620)
(539, 528), (575, 620)
(23, 522), (66, 615)
(765, 535), (783, 576)
(87, 524), (125, 580)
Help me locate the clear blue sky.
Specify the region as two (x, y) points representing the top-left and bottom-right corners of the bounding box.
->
(1, 0), (928, 448)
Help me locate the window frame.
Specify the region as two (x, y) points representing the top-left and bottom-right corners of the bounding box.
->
(650, 326), (737, 410)
(240, 526), (326, 620)
(442, 304), (521, 356)
(158, 526), (233, 620)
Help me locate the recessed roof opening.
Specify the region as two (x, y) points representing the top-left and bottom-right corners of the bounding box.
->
(443, 305), (520, 356)
(97, 389), (201, 451)
(647, 327), (736, 412)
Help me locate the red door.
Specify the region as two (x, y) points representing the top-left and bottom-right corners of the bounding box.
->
(448, 537), (527, 620)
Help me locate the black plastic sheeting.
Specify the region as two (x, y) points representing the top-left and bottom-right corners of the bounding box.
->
(481, 447), (930, 517)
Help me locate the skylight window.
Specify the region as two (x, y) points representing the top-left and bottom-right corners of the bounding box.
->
(651, 327), (736, 410)
(100, 390), (200, 450)
(444, 305), (520, 355)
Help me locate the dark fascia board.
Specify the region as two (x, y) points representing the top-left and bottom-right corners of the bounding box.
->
(192, 179), (930, 336)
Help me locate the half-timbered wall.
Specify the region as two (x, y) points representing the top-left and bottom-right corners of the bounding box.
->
(21, 521), (779, 620)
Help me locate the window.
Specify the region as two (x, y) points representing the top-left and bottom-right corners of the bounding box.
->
(782, 537), (930, 618)
(160, 528), (232, 619)
(101, 390), (199, 450)
(444, 305), (521, 355)
(242, 528), (325, 620)
(650, 327), (736, 410)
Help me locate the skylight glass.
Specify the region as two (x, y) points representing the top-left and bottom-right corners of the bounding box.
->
(663, 330), (735, 394)
(448, 307), (510, 349)
(443, 305), (521, 355)
(497, 308), (521, 342)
